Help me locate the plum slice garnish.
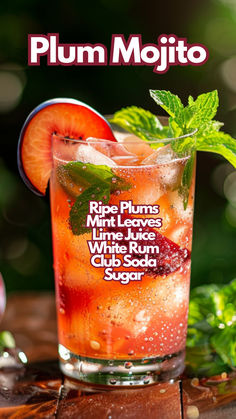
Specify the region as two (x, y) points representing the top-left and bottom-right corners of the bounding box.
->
(17, 99), (116, 196)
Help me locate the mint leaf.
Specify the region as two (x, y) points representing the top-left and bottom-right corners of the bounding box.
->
(150, 90), (184, 126)
(58, 161), (130, 199)
(168, 117), (183, 138)
(188, 95), (194, 106)
(185, 90), (219, 129)
(196, 132), (236, 168)
(180, 152), (196, 210)
(109, 106), (169, 141)
(70, 184), (110, 235)
(186, 346), (229, 377)
(58, 161), (131, 235)
(182, 90), (219, 132)
(186, 279), (236, 376)
(211, 327), (236, 367)
(197, 120), (224, 136)
(61, 162), (118, 188)
(57, 165), (89, 198)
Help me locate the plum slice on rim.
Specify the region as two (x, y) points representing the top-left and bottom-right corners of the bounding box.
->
(17, 98), (116, 196)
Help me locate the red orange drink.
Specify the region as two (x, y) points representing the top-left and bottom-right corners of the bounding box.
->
(50, 128), (195, 385)
(17, 99), (196, 386)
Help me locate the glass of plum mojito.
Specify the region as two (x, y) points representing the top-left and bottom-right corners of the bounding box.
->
(18, 98), (197, 386)
(52, 129), (195, 386)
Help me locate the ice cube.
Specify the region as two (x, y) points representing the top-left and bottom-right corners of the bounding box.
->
(159, 161), (186, 190)
(168, 190), (194, 223)
(112, 129), (130, 142)
(120, 135), (153, 159)
(142, 145), (187, 189)
(168, 225), (192, 248)
(53, 136), (80, 162)
(141, 144), (176, 165)
(76, 144), (117, 167)
(87, 137), (138, 165)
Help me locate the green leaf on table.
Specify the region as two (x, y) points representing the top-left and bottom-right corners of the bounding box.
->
(59, 161), (131, 235)
(0, 331), (15, 350)
(211, 326), (236, 367)
(186, 279), (236, 376)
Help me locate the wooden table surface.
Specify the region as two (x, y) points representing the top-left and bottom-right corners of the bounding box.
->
(0, 293), (235, 418)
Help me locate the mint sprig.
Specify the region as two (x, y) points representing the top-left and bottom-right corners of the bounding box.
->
(110, 89), (236, 208)
(186, 279), (236, 376)
(58, 162), (131, 235)
(150, 90), (219, 133)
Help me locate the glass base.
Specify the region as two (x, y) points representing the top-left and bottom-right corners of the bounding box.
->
(59, 344), (185, 387)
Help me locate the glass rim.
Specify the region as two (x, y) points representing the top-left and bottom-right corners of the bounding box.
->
(52, 130), (197, 144)
(51, 116), (198, 144)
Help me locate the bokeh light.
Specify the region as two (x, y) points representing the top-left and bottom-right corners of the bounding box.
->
(225, 203), (236, 228)
(224, 171), (236, 206)
(211, 162), (234, 197)
(221, 57), (236, 93)
(205, 17), (236, 56)
(223, 171), (236, 227)
(218, 0), (236, 13)
(0, 64), (26, 112)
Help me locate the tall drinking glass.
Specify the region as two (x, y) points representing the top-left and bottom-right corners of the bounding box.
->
(50, 122), (196, 386)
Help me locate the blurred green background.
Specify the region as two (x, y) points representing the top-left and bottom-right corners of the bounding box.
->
(0, 0), (236, 293)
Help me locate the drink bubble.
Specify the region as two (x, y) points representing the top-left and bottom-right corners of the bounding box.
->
(90, 340), (100, 350)
(109, 378), (117, 385)
(124, 361), (133, 369)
